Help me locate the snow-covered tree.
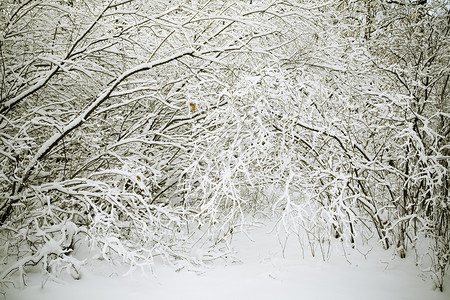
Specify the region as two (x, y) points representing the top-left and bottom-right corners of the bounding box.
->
(0, 0), (448, 292)
(0, 0), (320, 287)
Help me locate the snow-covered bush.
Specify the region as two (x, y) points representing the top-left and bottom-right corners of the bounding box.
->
(0, 0), (319, 288)
(0, 0), (448, 292)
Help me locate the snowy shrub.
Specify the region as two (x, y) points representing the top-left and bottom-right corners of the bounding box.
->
(0, 0), (448, 292)
(0, 0), (317, 288)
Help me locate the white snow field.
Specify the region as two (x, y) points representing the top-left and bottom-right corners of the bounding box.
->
(5, 221), (450, 300)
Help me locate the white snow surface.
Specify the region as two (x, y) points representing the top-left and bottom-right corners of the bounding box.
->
(5, 221), (450, 300)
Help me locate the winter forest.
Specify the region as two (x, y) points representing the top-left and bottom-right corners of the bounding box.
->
(0, 0), (449, 298)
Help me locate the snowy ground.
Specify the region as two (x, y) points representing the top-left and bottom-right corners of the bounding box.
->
(5, 221), (450, 300)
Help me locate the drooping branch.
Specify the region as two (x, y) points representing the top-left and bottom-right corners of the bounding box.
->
(17, 48), (197, 193)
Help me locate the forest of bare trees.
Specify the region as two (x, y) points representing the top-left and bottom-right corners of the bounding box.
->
(0, 0), (448, 292)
